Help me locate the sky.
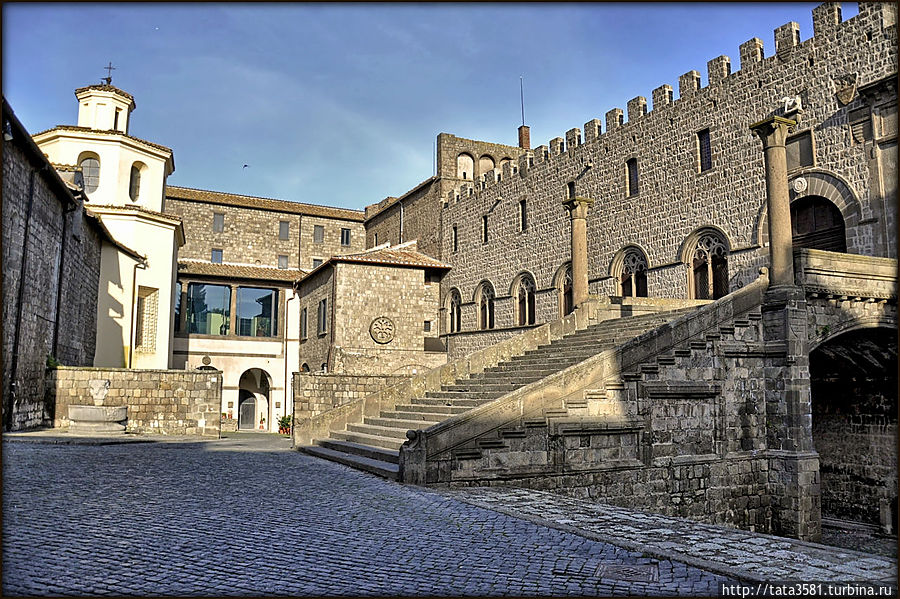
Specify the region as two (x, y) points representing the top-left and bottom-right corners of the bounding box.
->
(3, 3), (857, 212)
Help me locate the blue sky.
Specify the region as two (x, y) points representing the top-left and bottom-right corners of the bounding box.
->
(3, 3), (855, 212)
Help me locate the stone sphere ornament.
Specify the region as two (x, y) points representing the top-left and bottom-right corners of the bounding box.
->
(369, 316), (395, 344)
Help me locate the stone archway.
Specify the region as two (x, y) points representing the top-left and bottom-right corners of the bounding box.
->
(810, 326), (898, 533)
(238, 368), (272, 431)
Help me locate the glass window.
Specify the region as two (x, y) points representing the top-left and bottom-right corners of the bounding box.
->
(211, 249), (223, 263)
(237, 287), (277, 337)
(317, 298), (328, 334)
(313, 225), (324, 243)
(79, 157), (100, 194)
(519, 199), (527, 232)
(300, 308), (308, 340)
(627, 158), (639, 196)
(128, 165), (141, 201)
(278, 255), (288, 269)
(213, 213), (224, 233)
(174, 282), (182, 333)
(341, 228), (351, 246)
(312, 258), (323, 269)
(187, 283), (231, 335)
(698, 129), (712, 172)
(279, 220), (289, 240)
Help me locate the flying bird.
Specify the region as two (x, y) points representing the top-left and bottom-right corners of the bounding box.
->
(242, 164), (249, 169)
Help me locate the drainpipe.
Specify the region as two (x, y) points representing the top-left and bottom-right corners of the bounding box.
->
(127, 260), (148, 368)
(6, 169), (37, 431)
(52, 197), (79, 358)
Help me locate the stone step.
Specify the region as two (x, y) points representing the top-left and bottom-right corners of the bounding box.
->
(423, 391), (502, 401)
(330, 430), (405, 450)
(317, 439), (400, 465)
(346, 423), (410, 440)
(364, 416), (438, 430)
(411, 397), (490, 408)
(442, 383), (519, 393)
(461, 374), (545, 386)
(394, 403), (470, 416)
(300, 445), (398, 480)
(379, 410), (445, 423)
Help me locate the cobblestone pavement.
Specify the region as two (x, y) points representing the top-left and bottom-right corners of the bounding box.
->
(3, 435), (732, 597)
(441, 487), (898, 586)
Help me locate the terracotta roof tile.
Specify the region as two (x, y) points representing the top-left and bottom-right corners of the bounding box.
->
(177, 259), (304, 283)
(75, 84), (135, 102)
(165, 185), (365, 222)
(331, 242), (451, 270)
(88, 203), (182, 223)
(32, 125), (171, 154)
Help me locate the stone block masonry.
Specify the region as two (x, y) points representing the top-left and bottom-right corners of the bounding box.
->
(50, 367), (222, 437)
(293, 372), (407, 419)
(2, 100), (103, 431)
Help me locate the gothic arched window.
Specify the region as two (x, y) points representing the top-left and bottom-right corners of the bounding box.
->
(515, 274), (537, 326)
(555, 264), (574, 317)
(477, 282), (495, 330)
(620, 248), (649, 297)
(446, 289), (462, 333)
(689, 231), (729, 300)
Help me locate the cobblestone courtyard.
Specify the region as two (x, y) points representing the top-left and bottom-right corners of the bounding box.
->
(2, 434), (894, 596)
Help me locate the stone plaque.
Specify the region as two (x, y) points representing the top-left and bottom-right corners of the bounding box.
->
(369, 317), (395, 344)
(792, 177), (808, 193)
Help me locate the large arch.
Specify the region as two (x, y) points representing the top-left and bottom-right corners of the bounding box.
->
(810, 326), (897, 533)
(755, 170), (863, 250)
(238, 368), (272, 431)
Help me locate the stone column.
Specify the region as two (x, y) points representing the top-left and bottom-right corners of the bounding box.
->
(750, 116), (797, 287)
(562, 197), (594, 308)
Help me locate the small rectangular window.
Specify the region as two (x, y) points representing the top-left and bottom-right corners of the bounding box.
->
(279, 220), (289, 240)
(626, 158), (639, 196)
(452, 225), (458, 252)
(300, 308), (308, 340)
(481, 215), (489, 243)
(317, 298), (328, 334)
(313, 225), (324, 243)
(312, 258), (323, 269)
(697, 129), (712, 172)
(424, 320), (432, 332)
(519, 199), (528, 232)
(340, 228), (351, 246)
(277, 255), (288, 269)
(213, 213), (224, 233)
(211, 249), (223, 263)
(374, 233), (378, 245)
(786, 131), (814, 171)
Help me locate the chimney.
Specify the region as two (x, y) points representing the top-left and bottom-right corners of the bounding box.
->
(518, 125), (531, 149)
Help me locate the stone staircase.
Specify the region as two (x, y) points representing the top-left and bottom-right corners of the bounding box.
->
(300, 308), (698, 480)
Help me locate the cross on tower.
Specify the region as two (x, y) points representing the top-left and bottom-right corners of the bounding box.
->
(102, 62), (116, 85)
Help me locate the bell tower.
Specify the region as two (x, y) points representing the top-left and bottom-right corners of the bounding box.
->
(75, 84), (135, 134)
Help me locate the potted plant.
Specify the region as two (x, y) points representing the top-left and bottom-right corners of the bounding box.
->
(278, 414), (292, 435)
(259, 416), (266, 430)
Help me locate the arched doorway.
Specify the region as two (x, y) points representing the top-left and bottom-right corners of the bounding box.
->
(791, 195), (847, 252)
(238, 368), (271, 431)
(810, 327), (897, 533)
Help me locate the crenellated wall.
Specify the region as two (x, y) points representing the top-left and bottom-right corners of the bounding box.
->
(437, 2), (897, 351)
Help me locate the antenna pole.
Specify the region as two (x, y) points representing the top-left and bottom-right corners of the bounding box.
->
(520, 76), (525, 126)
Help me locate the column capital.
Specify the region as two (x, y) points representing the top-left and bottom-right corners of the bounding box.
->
(749, 115), (797, 148)
(562, 196), (595, 219)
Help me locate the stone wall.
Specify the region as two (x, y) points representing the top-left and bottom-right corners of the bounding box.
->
(365, 179), (443, 259)
(297, 267), (334, 372)
(50, 367), (221, 437)
(164, 192), (366, 270)
(437, 4), (897, 337)
(331, 262), (447, 376)
(293, 372), (407, 419)
(2, 101), (104, 431)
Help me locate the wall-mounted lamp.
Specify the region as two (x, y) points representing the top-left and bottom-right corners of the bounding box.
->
(3, 120), (13, 142)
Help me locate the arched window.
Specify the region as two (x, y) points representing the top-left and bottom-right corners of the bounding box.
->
(476, 282), (495, 330)
(555, 263), (574, 317)
(128, 164), (142, 201)
(515, 274), (537, 326)
(688, 230), (729, 300)
(479, 155), (495, 177)
(79, 156), (100, 194)
(300, 363), (310, 373)
(620, 248), (649, 298)
(446, 289), (462, 333)
(790, 196), (847, 252)
(456, 153), (474, 180)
